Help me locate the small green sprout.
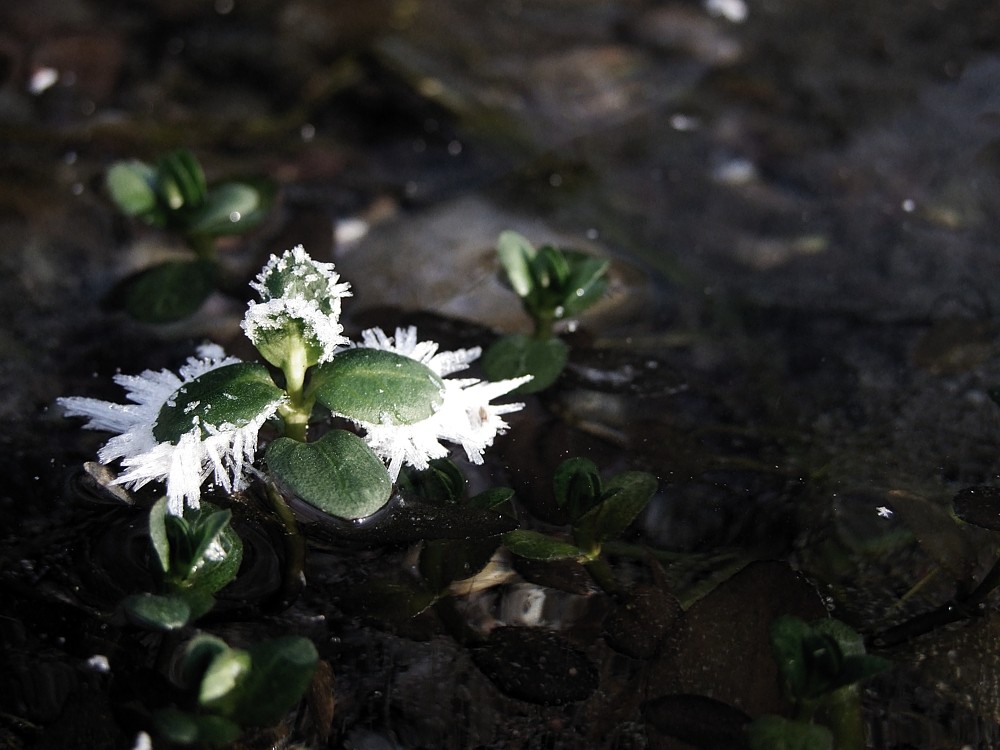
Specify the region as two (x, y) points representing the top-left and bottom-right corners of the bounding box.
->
(502, 457), (658, 592)
(482, 231), (610, 393)
(122, 498), (243, 631)
(153, 633), (318, 746)
(105, 149), (275, 322)
(747, 616), (891, 750)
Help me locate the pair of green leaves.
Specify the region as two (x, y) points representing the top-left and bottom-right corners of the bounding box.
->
(106, 149), (271, 240)
(106, 149), (274, 323)
(495, 230), (609, 327)
(122, 498), (243, 631)
(503, 457), (658, 563)
(482, 231), (609, 394)
(154, 633), (318, 746)
(769, 616), (890, 702)
(151, 350), (450, 522)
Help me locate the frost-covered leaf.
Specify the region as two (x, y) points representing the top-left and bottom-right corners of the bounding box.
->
(266, 430), (392, 520)
(312, 348), (445, 425)
(152, 363), (284, 444)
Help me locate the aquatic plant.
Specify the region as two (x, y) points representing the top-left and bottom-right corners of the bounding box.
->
(482, 230), (609, 393)
(153, 633), (317, 746)
(122, 497), (243, 631)
(59, 245), (530, 520)
(502, 456), (658, 593)
(105, 149), (275, 322)
(748, 616), (891, 750)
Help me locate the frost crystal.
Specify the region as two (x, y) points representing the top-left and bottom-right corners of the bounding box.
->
(58, 345), (281, 515)
(344, 326), (531, 480)
(242, 245), (352, 365)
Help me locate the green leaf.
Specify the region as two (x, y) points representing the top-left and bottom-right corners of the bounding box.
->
(154, 707), (242, 746)
(533, 245), (572, 291)
(266, 430), (392, 520)
(199, 646), (252, 714)
(186, 182), (262, 237)
(152, 362), (283, 444)
(770, 615), (814, 699)
(105, 160), (159, 218)
(184, 517), (243, 594)
(176, 587), (217, 622)
(573, 471), (657, 550)
(148, 497), (172, 575)
(559, 255), (609, 317)
(188, 509), (232, 572)
(496, 230), (537, 298)
(503, 529), (584, 561)
(312, 348), (445, 425)
(122, 592), (192, 631)
(229, 636), (318, 726)
(157, 149), (207, 210)
(553, 457), (602, 522)
(117, 260), (216, 324)
(746, 715), (833, 750)
(179, 634), (231, 688)
(468, 486), (515, 512)
(399, 458), (466, 505)
(481, 334), (568, 394)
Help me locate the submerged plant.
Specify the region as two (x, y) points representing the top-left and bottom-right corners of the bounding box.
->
(60, 245), (530, 520)
(501, 456), (658, 593)
(105, 149), (275, 322)
(747, 616), (891, 750)
(482, 230), (610, 393)
(122, 497), (243, 631)
(154, 633), (318, 746)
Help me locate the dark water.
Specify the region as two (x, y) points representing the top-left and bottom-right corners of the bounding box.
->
(2, 1), (1000, 747)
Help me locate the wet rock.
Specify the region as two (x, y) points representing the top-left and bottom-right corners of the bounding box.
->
(471, 626), (598, 705)
(648, 561), (827, 719)
(953, 485), (1000, 532)
(604, 583), (683, 659)
(334, 194), (654, 335)
(624, 5), (743, 66)
(644, 693), (751, 750)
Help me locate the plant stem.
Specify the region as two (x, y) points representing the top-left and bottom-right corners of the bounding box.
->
(584, 553), (622, 595)
(187, 233), (216, 262)
(277, 347), (313, 442)
(263, 481), (306, 608)
(533, 311), (556, 341)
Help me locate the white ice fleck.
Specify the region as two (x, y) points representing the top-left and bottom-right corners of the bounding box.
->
(86, 654), (111, 672)
(29, 67), (59, 94)
(705, 0), (748, 23)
